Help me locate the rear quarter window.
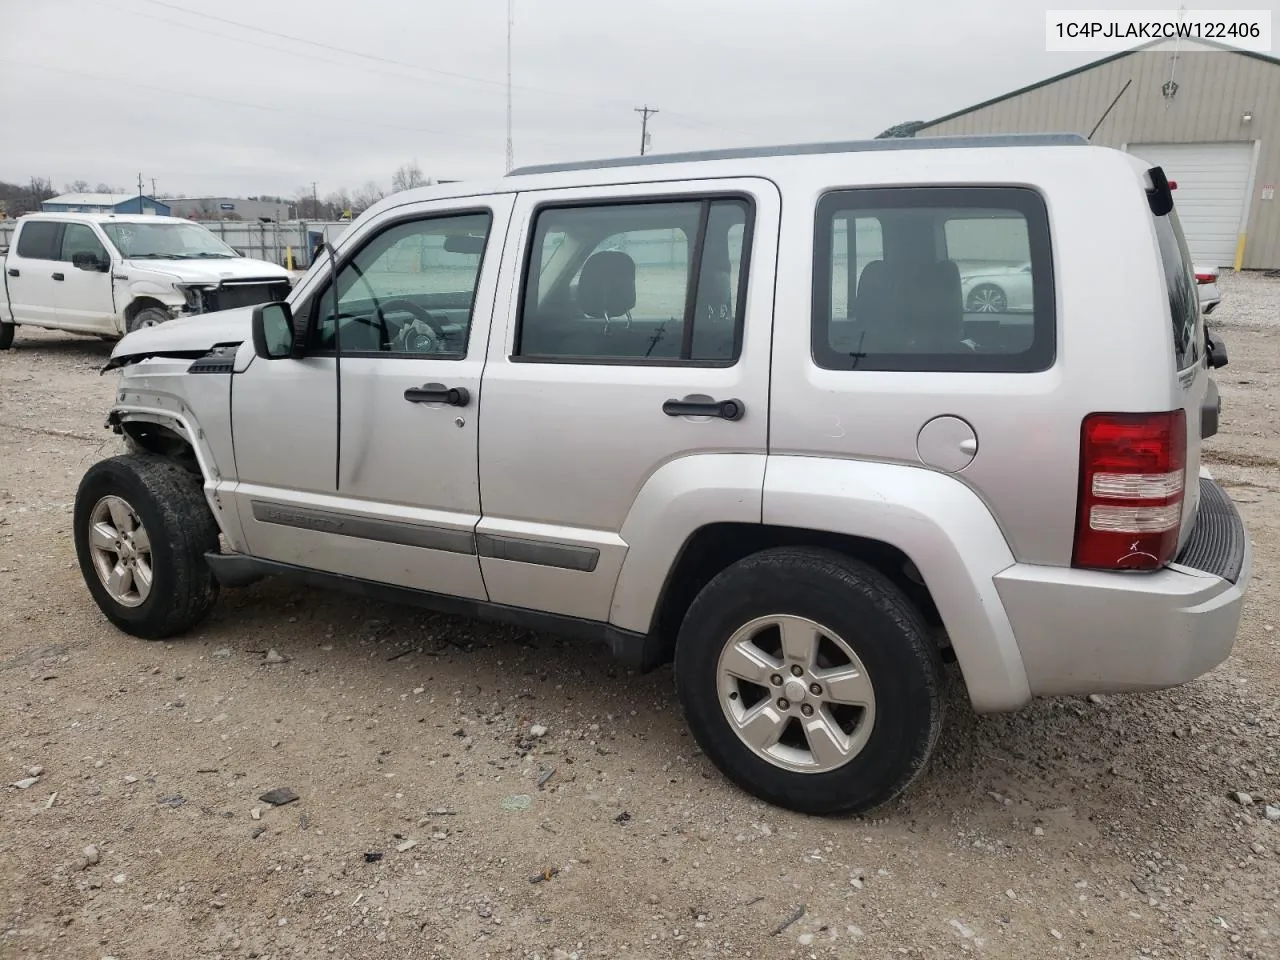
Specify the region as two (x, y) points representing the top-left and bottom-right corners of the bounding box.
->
(16, 221), (61, 260)
(1153, 208), (1201, 371)
(812, 186), (1055, 372)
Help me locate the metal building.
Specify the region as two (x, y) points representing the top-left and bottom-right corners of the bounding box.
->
(915, 39), (1280, 269)
(166, 197), (294, 222)
(41, 193), (171, 216)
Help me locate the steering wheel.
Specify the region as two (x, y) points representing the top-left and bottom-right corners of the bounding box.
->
(374, 298), (447, 353)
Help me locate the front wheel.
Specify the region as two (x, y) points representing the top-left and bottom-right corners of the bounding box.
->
(127, 306), (170, 333)
(74, 454), (221, 639)
(674, 547), (944, 816)
(0, 322), (14, 350)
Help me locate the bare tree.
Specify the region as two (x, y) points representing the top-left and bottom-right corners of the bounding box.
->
(391, 161), (427, 193)
(94, 182), (126, 193)
(325, 190), (352, 219)
(294, 186), (323, 220)
(352, 180), (386, 215)
(65, 179), (91, 193)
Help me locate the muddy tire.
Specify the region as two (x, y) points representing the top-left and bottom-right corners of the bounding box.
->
(0, 322), (14, 350)
(674, 547), (945, 816)
(74, 454), (220, 639)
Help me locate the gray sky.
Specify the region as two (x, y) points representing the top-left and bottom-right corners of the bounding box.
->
(1, 0), (1276, 201)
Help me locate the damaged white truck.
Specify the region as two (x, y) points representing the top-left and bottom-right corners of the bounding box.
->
(0, 213), (292, 348)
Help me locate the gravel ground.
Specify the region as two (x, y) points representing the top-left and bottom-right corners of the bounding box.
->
(2, 271), (1280, 960)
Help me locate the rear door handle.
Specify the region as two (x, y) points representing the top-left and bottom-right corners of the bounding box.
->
(52, 272), (64, 281)
(404, 382), (470, 406)
(662, 394), (745, 421)
(6, 268), (18, 277)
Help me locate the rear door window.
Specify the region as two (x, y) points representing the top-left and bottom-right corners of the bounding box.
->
(812, 186), (1055, 372)
(1153, 208), (1201, 371)
(16, 221), (61, 260)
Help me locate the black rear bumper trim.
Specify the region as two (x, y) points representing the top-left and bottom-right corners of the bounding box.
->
(1175, 477), (1246, 584)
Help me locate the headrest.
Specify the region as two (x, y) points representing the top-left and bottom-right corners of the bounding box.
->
(577, 250), (636, 319)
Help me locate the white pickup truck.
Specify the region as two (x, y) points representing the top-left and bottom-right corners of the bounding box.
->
(0, 213), (293, 349)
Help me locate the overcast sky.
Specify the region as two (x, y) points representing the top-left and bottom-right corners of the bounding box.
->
(1, 0), (1276, 201)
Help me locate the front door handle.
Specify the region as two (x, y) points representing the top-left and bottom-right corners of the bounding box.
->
(404, 382), (470, 407)
(52, 272), (64, 281)
(6, 268), (18, 277)
(662, 394), (746, 421)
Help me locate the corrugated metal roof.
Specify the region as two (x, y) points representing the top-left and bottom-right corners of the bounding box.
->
(44, 193), (144, 206)
(917, 37), (1280, 132)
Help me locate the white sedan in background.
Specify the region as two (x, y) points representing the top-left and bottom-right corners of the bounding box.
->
(961, 260), (1223, 316)
(961, 262), (1033, 313)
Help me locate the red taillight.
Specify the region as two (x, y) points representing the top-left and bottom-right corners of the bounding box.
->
(1168, 180), (1177, 190)
(1195, 271), (1217, 284)
(1073, 411), (1187, 571)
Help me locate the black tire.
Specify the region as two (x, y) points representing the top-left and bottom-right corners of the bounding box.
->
(0, 322), (14, 350)
(127, 306), (170, 333)
(674, 547), (944, 816)
(74, 454), (220, 639)
(966, 283), (1007, 313)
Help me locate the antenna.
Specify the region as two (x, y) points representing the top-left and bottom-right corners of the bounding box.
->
(505, 0), (514, 173)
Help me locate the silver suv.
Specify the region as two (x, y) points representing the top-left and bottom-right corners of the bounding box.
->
(74, 134), (1250, 816)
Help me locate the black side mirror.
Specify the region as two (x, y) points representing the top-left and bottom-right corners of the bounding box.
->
(72, 251), (109, 272)
(251, 302), (302, 359)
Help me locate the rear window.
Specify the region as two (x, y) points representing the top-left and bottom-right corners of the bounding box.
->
(1153, 208), (1201, 370)
(16, 221), (60, 260)
(813, 186), (1055, 372)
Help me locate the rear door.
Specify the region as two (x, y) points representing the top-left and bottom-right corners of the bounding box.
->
(477, 178), (779, 621)
(6, 221), (62, 327)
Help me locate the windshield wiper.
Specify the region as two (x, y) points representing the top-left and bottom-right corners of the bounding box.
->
(128, 253), (183, 259)
(187, 252), (235, 259)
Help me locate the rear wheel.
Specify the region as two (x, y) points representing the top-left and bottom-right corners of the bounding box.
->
(0, 322), (14, 350)
(674, 547), (944, 816)
(966, 283), (1007, 313)
(74, 454), (220, 638)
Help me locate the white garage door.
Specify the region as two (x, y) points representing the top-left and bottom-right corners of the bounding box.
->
(1126, 141), (1254, 266)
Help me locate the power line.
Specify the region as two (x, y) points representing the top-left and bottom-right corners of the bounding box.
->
(124, 0), (755, 138)
(0, 58), (573, 149)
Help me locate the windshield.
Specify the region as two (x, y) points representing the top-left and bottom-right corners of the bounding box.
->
(101, 221), (237, 259)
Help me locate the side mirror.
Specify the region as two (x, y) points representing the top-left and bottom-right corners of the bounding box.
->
(72, 251), (109, 272)
(251, 302), (301, 359)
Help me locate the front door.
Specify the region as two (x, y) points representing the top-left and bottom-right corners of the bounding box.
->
(54, 223), (117, 332)
(477, 179), (779, 621)
(232, 196), (514, 601)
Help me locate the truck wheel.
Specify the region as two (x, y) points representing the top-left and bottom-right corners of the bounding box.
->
(127, 306), (170, 333)
(673, 547), (944, 816)
(0, 322), (14, 350)
(74, 454), (220, 639)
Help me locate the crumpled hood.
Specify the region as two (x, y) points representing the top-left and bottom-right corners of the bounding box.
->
(124, 256), (291, 283)
(104, 306), (255, 370)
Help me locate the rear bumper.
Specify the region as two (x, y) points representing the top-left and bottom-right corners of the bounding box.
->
(994, 475), (1250, 698)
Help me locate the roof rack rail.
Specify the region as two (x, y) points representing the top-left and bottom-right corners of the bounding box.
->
(507, 133), (1089, 177)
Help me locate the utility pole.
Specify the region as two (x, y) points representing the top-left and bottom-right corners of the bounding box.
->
(634, 105), (658, 156)
(312, 181), (319, 218)
(137, 172), (144, 210)
(505, 0), (514, 173)
(151, 178), (157, 197)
